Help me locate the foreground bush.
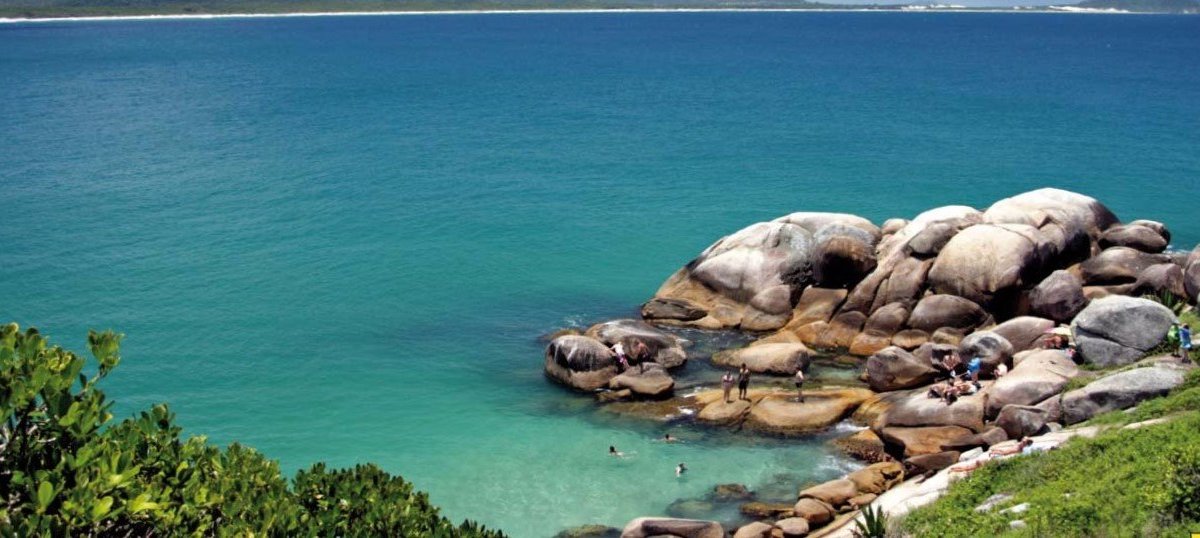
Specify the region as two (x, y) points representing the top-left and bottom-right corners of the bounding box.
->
(0, 323), (504, 537)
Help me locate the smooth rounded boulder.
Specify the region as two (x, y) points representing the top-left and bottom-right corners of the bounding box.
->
(586, 319), (689, 368)
(713, 343), (810, 375)
(957, 331), (1014, 373)
(812, 223), (879, 288)
(608, 364), (674, 398)
(986, 349), (1079, 417)
(1099, 223), (1168, 253)
(995, 404), (1049, 439)
(1071, 296), (1175, 367)
(1186, 246), (1200, 303)
(989, 316), (1056, 353)
(927, 224), (1052, 308)
(1059, 363), (1189, 424)
(1029, 270), (1088, 323)
(1079, 247), (1172, 286)
(865, 346), (939, 392)
(544, 335), (618, 391)
(907, 294), (989, 334)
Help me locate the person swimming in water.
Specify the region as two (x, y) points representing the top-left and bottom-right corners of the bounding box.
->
(663, 433), (677, 443)
(675, 462), (687, 477)
(609, 445), (624, 458)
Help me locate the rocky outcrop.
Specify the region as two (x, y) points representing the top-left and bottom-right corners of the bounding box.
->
(545, 335), (618, 391)
(620, 518), (723, 538)
(1132, 263), (1187, 299)
(1029, 270), (1088, 323)
(845, 461), (904, 495)
(792, 498), (836, 526)
(713, 343), (810, 375)
(880, 387), (988, 432)
(585, 319), (689, 368)
(644, 214), (880, 331)
(985, 349), (1078, 417)
(865, 346), (938, 392)
(1071, 296), (1175, 367)
(1079, 247), (1171, 287)
(1057, 362), (1190, 424)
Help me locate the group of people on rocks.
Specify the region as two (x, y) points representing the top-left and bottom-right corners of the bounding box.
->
(611, 338), (652, 373)
(1168, 322), (1193, 363)
(925, 347), (989, 405)
(718, 364), (806, 404)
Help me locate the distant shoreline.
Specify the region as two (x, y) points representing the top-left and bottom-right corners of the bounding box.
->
(0, 6), (1159, 23)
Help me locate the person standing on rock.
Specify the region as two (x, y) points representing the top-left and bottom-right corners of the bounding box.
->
(1167, 323), (1181, 357)
(721, 371), (735, 403)
(793, 368), (805, 403)
(967, 356), (983, 389)
(737, 365), (751, 400)
(1180, 323), (1192, 363)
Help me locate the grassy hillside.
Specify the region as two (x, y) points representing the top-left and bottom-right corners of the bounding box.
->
(899, 368), (1200, 537)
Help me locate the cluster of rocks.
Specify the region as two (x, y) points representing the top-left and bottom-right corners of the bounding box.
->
(618, 462), (906, 538)
(638, 188), (1194, 357)
(542, 188), (1199, 537)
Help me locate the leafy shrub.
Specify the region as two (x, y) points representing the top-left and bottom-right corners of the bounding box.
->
(853, 504), (889, 538)
(0, 322), (504, 537)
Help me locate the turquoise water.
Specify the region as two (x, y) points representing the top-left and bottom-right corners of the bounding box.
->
(2, 12), (1199, 536)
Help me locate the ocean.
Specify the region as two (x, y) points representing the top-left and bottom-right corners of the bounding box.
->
(1, 11), (1198, 536)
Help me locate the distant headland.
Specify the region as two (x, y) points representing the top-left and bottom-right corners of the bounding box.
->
(0, 0), (1196, 21)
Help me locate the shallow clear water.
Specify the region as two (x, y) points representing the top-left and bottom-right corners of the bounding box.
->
(1, 11), (1198, 537)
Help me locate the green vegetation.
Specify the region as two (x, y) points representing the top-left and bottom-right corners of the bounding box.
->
(899, 368), (1200, 537)
(0, 323), (504, 537)
(853, 504), (890, 538)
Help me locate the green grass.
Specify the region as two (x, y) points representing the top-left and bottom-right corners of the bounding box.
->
(900, 369), (1200, 538)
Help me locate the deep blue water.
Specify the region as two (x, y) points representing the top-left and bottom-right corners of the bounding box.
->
(1, 11), (1198, 537)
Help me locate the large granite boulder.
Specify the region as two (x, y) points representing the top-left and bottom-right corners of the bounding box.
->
(608, 364), (674, 398)
(989, 316), (1056, 353)
(907, 294), (989, 334)
(1058, 363), (1190, 424)
(544, 335), (618, 391)
(1132, 263), (1187, 299)
(957, 331), (1014, 373)
(586, 319), (689, 368)
(849, 302), (910, 356)
(713, 343), (810, 375)
(865, 346), (939, 392)
(620, 518), (724, 538)
(881, 388), (988, 432)
(746, 388), (875, 434)
(1029, 270), (1088, 323)
(791, 498), (836, 526)
(927, 223), (1055, 308)
(812, 223), (879, 288)
(995, 404), (1049, 439)
(1079, 247), (1172, 286)
(1100, 223), (1168, 253)
(779, 287), (848, 333)
(1071, 296), (1175, 367)
(986, 349), (1079, 417)
(646, 214), (879, 331)
(982, 188), (1116, 251)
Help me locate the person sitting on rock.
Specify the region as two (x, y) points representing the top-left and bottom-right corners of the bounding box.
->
(612, 341), (630, 372)
(966, 356), (983, 388)
(927, 380), (950, 399)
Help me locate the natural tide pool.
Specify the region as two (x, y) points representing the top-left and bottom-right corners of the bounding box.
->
(1, 11), (1198, 536)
